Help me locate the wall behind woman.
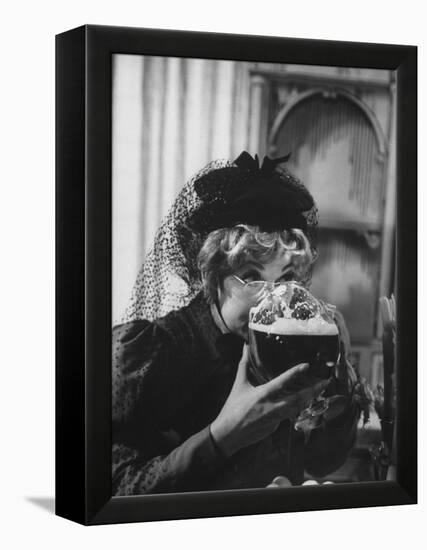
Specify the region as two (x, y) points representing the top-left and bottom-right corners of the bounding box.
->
(112, 54), (259, 322)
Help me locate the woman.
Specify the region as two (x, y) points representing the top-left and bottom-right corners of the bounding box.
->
(112, 152), (360, 494)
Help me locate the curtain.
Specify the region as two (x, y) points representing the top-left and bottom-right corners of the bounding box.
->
(112, 55), (254, 321)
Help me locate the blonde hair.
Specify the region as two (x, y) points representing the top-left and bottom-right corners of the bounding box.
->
(197, 224), (315, 304)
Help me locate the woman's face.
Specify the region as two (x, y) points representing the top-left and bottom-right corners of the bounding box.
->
(218, 250), (299, 341)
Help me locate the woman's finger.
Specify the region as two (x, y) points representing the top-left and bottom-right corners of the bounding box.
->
(233, 344), (251, 387)
(268, 371), (327, 402)
(263, 363), (310, 396)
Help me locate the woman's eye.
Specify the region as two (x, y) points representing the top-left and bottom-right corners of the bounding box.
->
(240, 270), (260, 283)
(278, 272), (295, 283)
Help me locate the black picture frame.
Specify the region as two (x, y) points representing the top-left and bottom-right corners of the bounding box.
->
(55, 24), (417, 525)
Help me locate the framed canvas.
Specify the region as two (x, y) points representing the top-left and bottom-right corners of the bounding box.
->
(55, 24), (417, 525)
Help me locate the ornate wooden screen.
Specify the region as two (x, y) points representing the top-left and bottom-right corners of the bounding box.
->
(260, 69), (395, 389)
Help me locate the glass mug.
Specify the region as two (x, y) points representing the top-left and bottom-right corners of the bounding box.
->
(247, 281), (341, 433)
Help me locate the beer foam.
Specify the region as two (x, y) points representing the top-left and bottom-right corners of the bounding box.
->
(249, 316), (339, 336)
(248, 283), (339, 336)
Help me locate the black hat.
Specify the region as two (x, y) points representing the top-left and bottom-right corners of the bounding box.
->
(187, 151), (315, 233)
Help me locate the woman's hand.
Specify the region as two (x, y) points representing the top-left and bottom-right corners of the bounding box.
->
(210, 344), (329, 458)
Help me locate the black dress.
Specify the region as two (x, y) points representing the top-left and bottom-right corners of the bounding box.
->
(112, 292), (359, 495)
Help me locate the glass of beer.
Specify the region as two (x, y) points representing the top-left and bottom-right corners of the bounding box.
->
(248, 282), (340, 431)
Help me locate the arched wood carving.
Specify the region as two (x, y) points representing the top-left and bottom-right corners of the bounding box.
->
(268, 88), (387, 158)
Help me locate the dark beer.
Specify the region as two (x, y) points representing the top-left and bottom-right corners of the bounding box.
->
(248, 326), (340, 385)
(247, 281), (340, 386)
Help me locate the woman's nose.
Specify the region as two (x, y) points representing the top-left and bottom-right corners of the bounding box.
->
(264, 281), (276, 291)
